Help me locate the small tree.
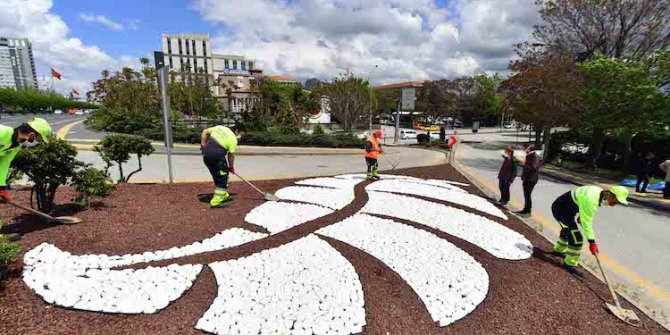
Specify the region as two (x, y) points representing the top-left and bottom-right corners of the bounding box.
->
(0, 235), (21, 280)
(12, 138), (85, 212)
(94, 134), (155, 183)
(70, 167), (113, 207)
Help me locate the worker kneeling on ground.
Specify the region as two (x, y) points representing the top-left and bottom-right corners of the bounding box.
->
(0, 118), (52, 241)
(364, 131), (383, 181)
(551, 185), (629, 276)
(200, 125), (242, 208)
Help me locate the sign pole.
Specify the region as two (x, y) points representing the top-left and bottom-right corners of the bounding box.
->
(394, 100), (401, 144)
(154, 51), (174, 183)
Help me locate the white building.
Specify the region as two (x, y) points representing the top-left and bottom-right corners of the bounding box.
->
(161, 33), (261, 114)
(0, 37), (38, 90)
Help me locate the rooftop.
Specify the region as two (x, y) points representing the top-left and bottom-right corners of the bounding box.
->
(372, 81), (424, 90)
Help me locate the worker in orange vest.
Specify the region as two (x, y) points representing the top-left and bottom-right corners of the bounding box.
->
(365, 131), (383, 180)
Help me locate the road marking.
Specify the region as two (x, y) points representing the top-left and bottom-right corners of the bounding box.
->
(455, 143), (670, 304)
(56, 119), (85, 139)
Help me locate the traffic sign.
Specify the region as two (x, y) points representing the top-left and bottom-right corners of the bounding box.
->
(447, 135), (458, 147)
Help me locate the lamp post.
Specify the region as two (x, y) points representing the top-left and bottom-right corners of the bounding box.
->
(368, 65), (379, 133)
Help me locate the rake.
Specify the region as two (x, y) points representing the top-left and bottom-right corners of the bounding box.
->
(8, 200), (81, 225)
(233, 172), (280, 201)
(594, 254), (641, 327)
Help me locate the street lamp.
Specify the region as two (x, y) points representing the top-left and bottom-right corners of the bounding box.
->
(368, 65), (379, 133)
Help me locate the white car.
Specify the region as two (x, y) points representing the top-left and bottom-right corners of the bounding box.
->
(54, 110), (63, 115)
(400, 130), (418, 140)
(75, 111), (84, 115)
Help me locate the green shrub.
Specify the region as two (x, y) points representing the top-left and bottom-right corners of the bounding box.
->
(94, 134), (155, 183)
(11, 137), (85, 211)
(0, 236), (21, 264)
(313, 123), (325, 135)
(240, 130), (364, 148)
(70, 167), (113, 207)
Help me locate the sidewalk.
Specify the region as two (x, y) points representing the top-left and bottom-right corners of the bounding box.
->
(541, 164), (670, 212)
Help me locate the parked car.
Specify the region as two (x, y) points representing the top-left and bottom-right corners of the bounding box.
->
(75, 110), (84, 115)
(400, 130), (418, 140)
(54, 110), (63, 115)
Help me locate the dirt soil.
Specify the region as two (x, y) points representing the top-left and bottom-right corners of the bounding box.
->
(0, 165), (667, 335)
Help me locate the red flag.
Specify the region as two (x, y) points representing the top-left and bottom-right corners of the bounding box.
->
(51, 67), (62, 80)
(72, 88), (80, 95)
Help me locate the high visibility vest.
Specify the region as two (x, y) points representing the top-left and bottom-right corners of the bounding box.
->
(208, 126), (238, 153)
(0, 125), (20, 188)
(571, 185), (603, 241)
(364, 136), (381, 159)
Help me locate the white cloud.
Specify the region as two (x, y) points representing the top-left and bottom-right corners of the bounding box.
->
(195, 0), (539, 84)
(0, 0), (136, 95)
(79, 13), (124, 31)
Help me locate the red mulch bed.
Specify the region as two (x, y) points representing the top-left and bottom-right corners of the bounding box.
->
(0, 165), (667, 334)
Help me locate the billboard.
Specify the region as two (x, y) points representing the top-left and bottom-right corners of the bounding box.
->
(401, 87), (416, 110)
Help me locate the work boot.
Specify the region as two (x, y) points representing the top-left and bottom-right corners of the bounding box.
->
(515, 210), (531, 218)
(371, 175), (381, 181)
(561, 263), (585, 278)
(552, 251), (566, 258)
(210, 189), (232, 208)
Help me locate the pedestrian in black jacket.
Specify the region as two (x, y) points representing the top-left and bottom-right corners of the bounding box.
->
(636, 152), (654, 193)
(497, 145), (518, 206)
(516, 144), (541, 217)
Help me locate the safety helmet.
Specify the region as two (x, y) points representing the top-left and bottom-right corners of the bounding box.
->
(374, 130), (382, 139)
(608, 185), (629, 205)
(27, 118), (52, 143)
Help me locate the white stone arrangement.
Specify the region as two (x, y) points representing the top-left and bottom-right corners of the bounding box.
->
(361, 191), (533, 260)
(295, 177), (363, 190)
(196, 235), (365, 335)
(318, 214), (489, 327)
(245, 202), (334, 234)
(23, 243), (202, 314)
(367, 179), (507, 219)
(275, 186), (355, 210)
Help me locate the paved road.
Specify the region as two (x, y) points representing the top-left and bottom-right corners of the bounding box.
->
(454, 130), (670, 328)
(0, 113), (86, 133)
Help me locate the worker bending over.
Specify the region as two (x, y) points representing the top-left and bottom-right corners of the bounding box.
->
(0, 118), (52, 240)
(200, 125), (242, 208)
(364, 131), (383, 180)
(551, 185), (629, 276)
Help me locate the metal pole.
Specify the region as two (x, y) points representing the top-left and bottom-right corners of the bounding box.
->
(157, 66), (174, 183)
(394, 101), (401, 144)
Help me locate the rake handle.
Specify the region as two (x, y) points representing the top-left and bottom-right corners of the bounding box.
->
(7, 200), (56, 222)
(233, 172), (268, 197)
(595, 253), (622, 308)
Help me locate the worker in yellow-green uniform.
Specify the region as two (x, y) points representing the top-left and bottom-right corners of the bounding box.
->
(0, 118), (52, 241)
(200, 125), (243, 208)
(551, 185), (629, 276)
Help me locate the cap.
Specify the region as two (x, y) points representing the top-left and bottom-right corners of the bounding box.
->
(609, 185), (629, 205)
(374, 130), (382, 139)
(27, 118), (52, 143)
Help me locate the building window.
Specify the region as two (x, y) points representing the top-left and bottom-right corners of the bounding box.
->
(233, 60), (238, 70)
(169, 56), (173, 69)
(204, 59), (208, 73)
(241, 61), (246, 70)
(185, 39), (190, 55)
(224, 59), (229, 70)
(192, 40), (196, 56)
(203, 41), (207, 55)
(167, 38), (172, 54)
(178, 39), (182, 54)
(249, 61), (254, 70)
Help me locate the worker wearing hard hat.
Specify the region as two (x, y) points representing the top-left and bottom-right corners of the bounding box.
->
(364, 131), (383, 180)
(551, 185), (629, 276)
(0, 118), (52, 241)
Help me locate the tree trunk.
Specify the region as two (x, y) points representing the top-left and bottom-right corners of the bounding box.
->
(534, 129), (542, 148)
(620, 131), (634, 173)
(588, 128), (605, 167)
(542, 127), (551, 161)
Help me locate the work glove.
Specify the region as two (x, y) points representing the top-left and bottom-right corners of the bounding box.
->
(0, 190), (9, 203)
(589, 242), (599, 255)
(229, 166), (236, 175)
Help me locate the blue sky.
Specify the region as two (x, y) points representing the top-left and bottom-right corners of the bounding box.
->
(52, 0), (218, 59)
(0, 0), (538, 93)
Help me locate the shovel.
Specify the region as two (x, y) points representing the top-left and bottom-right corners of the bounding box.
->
(233, 172), (280, 201)
(595, 254), (641, 327)
(8, 200), (81, 225)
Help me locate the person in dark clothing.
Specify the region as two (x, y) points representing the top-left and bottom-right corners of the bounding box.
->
(635, 152), (655, 193)
(516, 145), (541, 217)
(497, 145), (518, 206)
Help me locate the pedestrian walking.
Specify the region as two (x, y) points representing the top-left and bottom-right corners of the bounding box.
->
(516, 144), (541, 217)
(497, 145), (518, 206)
(659, 159), (670, 199)
(635, 152), (655, 193)
(200, 125), (242, 208)
(551, 185), (629, 276)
